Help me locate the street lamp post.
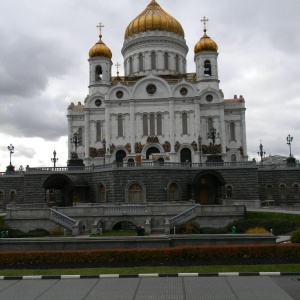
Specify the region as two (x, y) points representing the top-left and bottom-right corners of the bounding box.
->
(102, 139), (106, 165)
(198, 135), (202, 164)
(70, 132), (82, 155)
(7, 144), (14, 166)
(207, 128), (220, 153)
(286, 134), (293, 157)
(257, 141), (265, 164)
(51, 149), (59, 168)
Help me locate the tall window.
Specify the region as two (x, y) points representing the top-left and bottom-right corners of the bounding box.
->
(10, 191), (15, 202)
(169, 183), (179, 201)
(139, 53), (143, 72)
(280, 185), (285, 198)
(118, 115), (123, 137)
(150, 114), (155, 135)
(175, 55), (179, 72)
(78, 128), (83, 146)
(164, 52), (169, 70)
(143, 114), (148, 136)
(293, 184), (299, 198)
(95, 65), (102, 81)
(129, 57), (133, 74)
(151, 52), (156, 70)
(128, 184), (143, 202)
(208, 118), (213, 132)
(230, 122), (236, 141)
(226, 186), (233, 198)
(98, 184), (106, 203)
(157, 114), (162, 135)
(204, 60), (211, 76)
(231, 154), (237, 162)
(182, 113), (188, 134)
(96, 122), (102, 141)
(267, 185), (273, 198)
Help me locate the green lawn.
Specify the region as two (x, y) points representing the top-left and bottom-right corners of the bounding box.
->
(1, 264), (300, 276)
(247, 211), (300, 222)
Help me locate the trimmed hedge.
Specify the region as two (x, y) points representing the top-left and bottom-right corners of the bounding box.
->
(0, 245), (299, 267)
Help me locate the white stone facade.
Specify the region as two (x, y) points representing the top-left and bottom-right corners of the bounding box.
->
(67, 18), (248, 166)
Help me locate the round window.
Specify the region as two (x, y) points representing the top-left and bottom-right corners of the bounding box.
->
(95, 99), (102, 107)
(116, 91), (124, 99)
(206, 94), (213, 102)
(180, 87), (188, 96)
(146, 84), (157, 95)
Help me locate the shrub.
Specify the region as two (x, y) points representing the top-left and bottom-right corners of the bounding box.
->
(174, 222), (200, 234)
(49, 226), (63, 237)
(291, 229), (300, 243)
(200, 227), (228, 234)
(245, 227), (270, 234)
(28, 228), (49, 237)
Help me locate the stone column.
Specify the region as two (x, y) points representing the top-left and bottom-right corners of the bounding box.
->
(84, 110), (90, 160)
(194, 98), (201, 137)
(241, 109), (248, 158)
(105, 101), (111, 151)
(219, 106), (226, 153)
(169, 98), (175, 150)
(67, 116), (72, 159)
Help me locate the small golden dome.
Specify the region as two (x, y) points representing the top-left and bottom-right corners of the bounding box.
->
(125, 0), (184, 40)
(194, 29), (218, 53)
(89, 35), (112, 59)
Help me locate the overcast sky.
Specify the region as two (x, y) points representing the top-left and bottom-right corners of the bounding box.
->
(0, 0), (299, 171)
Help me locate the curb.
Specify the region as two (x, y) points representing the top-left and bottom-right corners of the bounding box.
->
(1, 272), (300, 280)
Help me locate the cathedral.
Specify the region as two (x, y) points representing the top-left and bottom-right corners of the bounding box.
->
(2, 0), (299, 234)
(67, 0), (248, 166)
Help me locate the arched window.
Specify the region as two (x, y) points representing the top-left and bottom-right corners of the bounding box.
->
(204, 60), (211, 76)
(208, 118), (213, 132)
(157, 114), (162, 135)
(96, 122), (102, 142)
(98, 184), (106, 203)
(95, 65), (102, 81)
(143, 114), (148, 136)
(231, 154), (237, 162)
(128, 184), (143, 203)
(78, 128), (83, 146)
(164, 52), (169, 70)
(169, 183), (179, 201)
(129, 57), (133, 74)
(230, 122), (236, 141)
(226, 186), (233, 198)
(118, 115), (123, 137)
(10, 191), (16, 202)
(150, 114), (155, 135)
(267, 185), (273, 198)
(175, 55), (179, 72)
(182, 113), (188, 135)
(280, 185), (285, 198)
(293, 184), (299, 198)
(139, 53), (143, 72)
(151, 52), (156, 70)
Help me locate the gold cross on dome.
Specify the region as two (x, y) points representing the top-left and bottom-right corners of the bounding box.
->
(201, 16), (209, 31)
(96, 22), (105, 36)
(115, 62), (121, 74)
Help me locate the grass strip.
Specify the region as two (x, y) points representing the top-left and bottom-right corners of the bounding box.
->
(1, 264), (300, 276)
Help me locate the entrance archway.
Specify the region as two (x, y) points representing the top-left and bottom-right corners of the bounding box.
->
(112, 221), (136, 231)
(116, 150), (126, 163)
(146, 147), (160, 159)
(180, 148), (192, 163)
(192, 171), (225, 205)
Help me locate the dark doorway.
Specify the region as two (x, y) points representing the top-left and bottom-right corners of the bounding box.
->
(113, 221), (136, 231)
(193, 171), (225, 205)
(146, 147), (160, 159)
(180, 148), (192, 163)
(116, 150), (127, 163)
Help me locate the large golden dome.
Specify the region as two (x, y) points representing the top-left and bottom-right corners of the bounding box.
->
(125, 0), (184, 40)
(194, 29), (218, 53)
(89, 35), (112, 59)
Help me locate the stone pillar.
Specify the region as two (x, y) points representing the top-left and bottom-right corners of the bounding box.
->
(169, 98), (175, 150)
(84, 110), (90, 160)
(241, 109), (248, 158)
(105, 102), (111, 151)
(194, 98), (201, 137)
(67, 116), (72, 159)
(219, 106), (226, 154)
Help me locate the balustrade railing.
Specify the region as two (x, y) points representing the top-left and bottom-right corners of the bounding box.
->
(170, 206), (197, 226)
(104, 205), (148, 214)
(49, 208), (76, 230)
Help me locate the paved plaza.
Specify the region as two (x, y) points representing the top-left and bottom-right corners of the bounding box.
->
(0, 274), (299, 300)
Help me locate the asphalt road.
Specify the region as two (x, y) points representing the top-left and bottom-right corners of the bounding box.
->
(0, 274), (299, 300)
